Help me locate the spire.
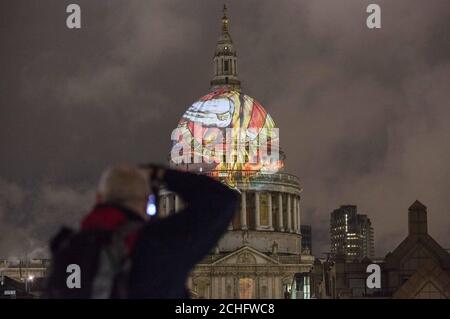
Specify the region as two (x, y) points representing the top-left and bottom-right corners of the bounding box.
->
(210, 4), (241, 92)
(222, 4), (229, 33)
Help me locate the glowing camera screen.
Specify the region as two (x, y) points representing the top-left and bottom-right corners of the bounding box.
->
(146, 194), (157, 216)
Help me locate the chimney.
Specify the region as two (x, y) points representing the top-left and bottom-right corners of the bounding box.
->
(408, 200), (428, 235)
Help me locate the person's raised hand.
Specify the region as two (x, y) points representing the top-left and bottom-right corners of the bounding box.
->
(138, 163), (166, 187)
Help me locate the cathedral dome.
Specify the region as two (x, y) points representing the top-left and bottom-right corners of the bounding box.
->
(170, 6), (284, 176)
(171, 88), (284, 173)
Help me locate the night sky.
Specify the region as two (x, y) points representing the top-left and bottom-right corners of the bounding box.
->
(1, 0), (449, 259)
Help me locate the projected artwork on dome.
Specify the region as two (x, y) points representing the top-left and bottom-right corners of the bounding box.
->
(171, 88), (283, 174)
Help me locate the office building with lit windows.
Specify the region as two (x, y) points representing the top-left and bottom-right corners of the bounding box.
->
(330, 205), (375, 260)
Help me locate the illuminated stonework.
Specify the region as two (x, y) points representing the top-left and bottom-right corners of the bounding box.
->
(159, 6), (313, 299)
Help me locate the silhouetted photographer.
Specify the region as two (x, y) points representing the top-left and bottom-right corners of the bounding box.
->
(47, 164), (239, 298)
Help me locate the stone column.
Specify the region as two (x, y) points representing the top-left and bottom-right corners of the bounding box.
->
(293, 197), (297, 233)
(267, 194), (273, 230)
(278, 193), (284, 231)
(287, 195), (292, 232)
(241, 191), (248, 230)
(297, 197), (301, 234)
(158, 199), (164, 217)
(175, 195), (180, 212)
(215, 277), (220, 299)
(255, 192), (261, 230)
(274, 277), (280, 299)
(221, 277), (226, 299)
(165, 195), (170, 216)
(214, 277), (220, 299)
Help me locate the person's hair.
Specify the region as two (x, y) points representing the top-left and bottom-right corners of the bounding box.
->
(97, 164), (149, 208)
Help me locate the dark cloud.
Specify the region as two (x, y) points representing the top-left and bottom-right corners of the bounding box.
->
(0, 177), (94, 258)
(1, 0), (449, 258)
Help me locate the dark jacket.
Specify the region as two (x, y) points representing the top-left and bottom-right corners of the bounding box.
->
(81, 168), (239, 298)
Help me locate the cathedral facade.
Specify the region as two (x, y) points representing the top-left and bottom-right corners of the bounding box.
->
(157, 6), (314, 299)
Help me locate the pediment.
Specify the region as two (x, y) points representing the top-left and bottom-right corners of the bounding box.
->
(212, 246), (280, 266)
